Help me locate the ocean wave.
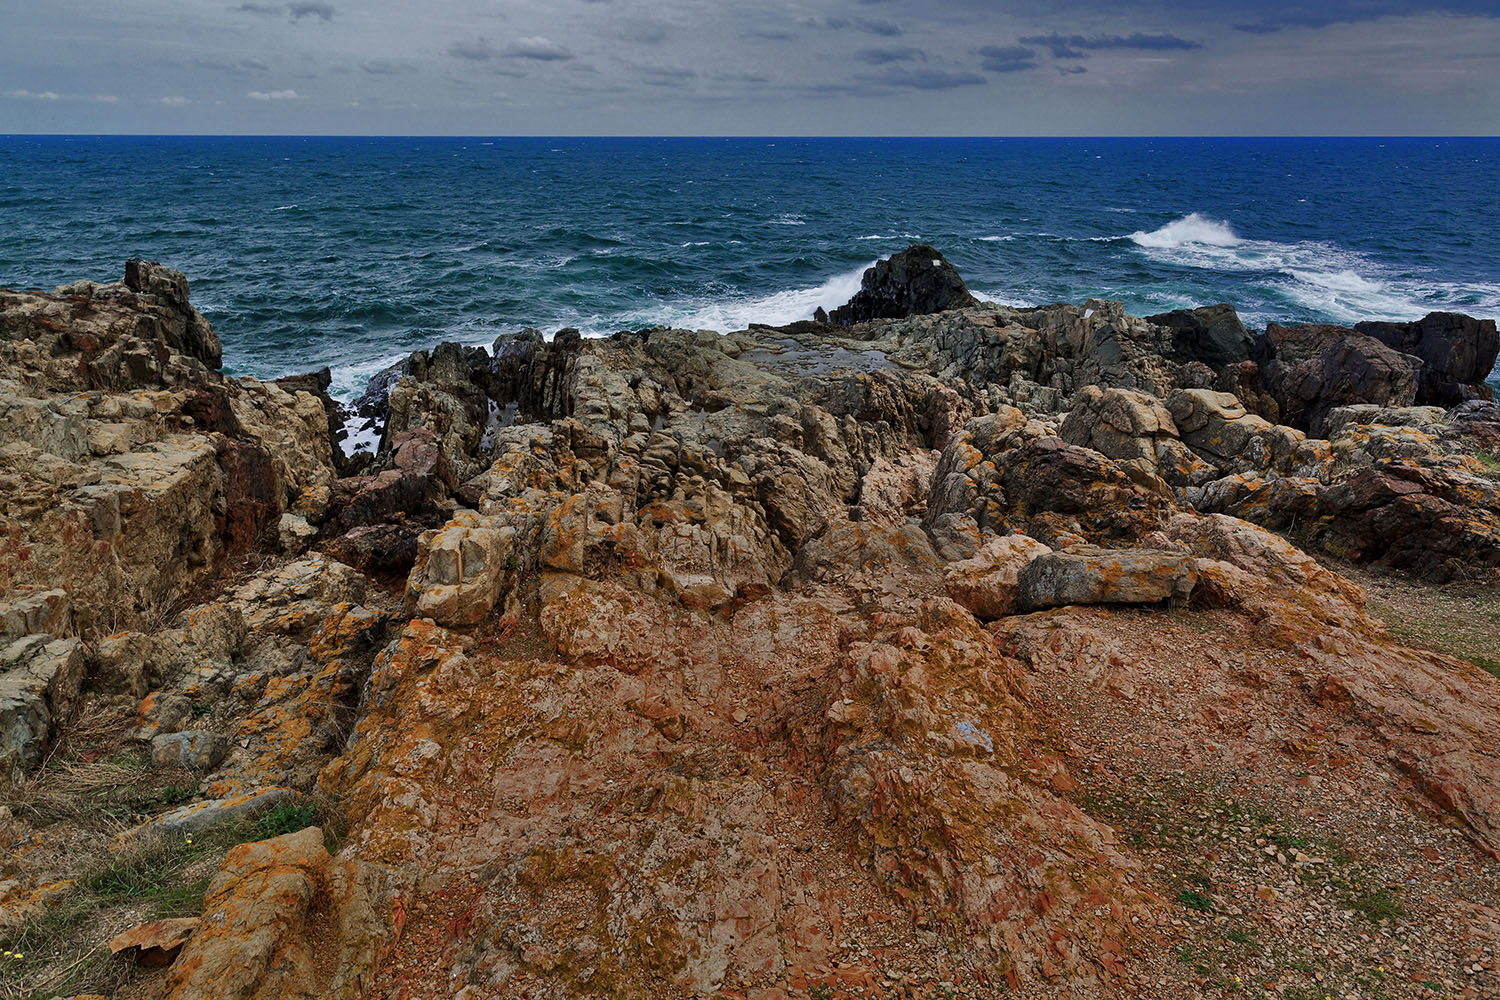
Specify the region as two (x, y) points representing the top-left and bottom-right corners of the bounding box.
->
(606, 263), (872, 333)
(1128, 212), (1500, 325)
(1129, 213), (1242, 249)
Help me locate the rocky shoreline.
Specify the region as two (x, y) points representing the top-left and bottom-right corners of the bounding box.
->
(1, 249), (1498, 999)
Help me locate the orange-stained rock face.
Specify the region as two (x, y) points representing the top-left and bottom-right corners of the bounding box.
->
(160, 826), (386, 1000)
(3, 263), (1498, 1000)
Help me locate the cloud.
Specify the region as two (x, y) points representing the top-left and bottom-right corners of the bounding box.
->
(856, 67), (986, 90)
(638, 66), (696, 87)
(194, 56), (270, 74)
(5, 89), (61, 100)
(857, 18), (902, 37)
(449, 38), (498, 61)
(287, 1), (335, 20)
(1057, 65), (1088, 75)
(505, 36), (574, 60)
(235, 1), (333, 19)
(819, 16), (902, 36)
(95, 94), (120, 103)
(1230, 0), (1500, 33)
(619, 20), (669, 44)
(854, 46), (925, 64)
(159, 96), (191, 106)
(247, 89), (298, 100)
(978, 44), (1038, 72)
(360, 59), (411, 75)
(1018, 32), (1201, 59)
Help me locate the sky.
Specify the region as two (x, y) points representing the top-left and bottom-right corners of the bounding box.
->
(2, 0), (1498, 135)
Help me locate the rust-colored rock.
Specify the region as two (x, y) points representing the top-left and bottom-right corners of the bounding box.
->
(109, 916), (199, 966)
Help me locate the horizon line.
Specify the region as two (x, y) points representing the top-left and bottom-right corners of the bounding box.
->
(2, 133), (1498, 141)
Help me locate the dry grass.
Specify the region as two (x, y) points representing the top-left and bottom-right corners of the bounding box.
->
(0, 695), (345, 1000)
(1339, 565), (1500, 679)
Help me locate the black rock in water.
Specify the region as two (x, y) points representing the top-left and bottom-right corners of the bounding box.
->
(826, 244), (976, 326)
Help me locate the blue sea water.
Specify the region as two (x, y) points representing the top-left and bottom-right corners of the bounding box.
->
(1, 136), (1497, 401)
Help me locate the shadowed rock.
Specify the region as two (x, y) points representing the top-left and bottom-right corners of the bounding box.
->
(826, 243), (976, 325)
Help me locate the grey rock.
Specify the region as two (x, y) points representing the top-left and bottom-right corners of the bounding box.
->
(0, 636), (86, 788)
(151, 730), (230, 772)
(1016, 546), (1199, 611)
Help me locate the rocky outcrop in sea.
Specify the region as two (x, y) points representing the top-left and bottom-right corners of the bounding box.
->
(1, 253), (1498, 999)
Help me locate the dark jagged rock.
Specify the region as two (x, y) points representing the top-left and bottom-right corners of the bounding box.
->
(1253, 322), (1421, 436)
(1356, 312), (1500, 406)
(123, 258), (223, 369)
(1146, 303), (1252, 369)
(826, 243), (976, 326)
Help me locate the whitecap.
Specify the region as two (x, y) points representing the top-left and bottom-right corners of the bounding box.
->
(1129, 212), (1242, 249)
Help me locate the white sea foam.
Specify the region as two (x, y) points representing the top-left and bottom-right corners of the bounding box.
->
(1129, 213), (1242, 249)
(1129, 212), (1500, 326)
(612, 263), (873, 333)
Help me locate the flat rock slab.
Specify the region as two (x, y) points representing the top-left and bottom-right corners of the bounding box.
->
(1017, 546), (1199, 612)
(110, 787), (294, 852)
(110, 917), (200, 966)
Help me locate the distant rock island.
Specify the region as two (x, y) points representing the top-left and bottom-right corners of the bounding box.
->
(1, 251), (1498, 998)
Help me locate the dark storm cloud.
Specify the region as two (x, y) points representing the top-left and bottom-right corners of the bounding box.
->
(853, 46), (926, 65)
(856, 67), (986, 90)
(820, 17), (903, 37)
(1225, 0), (1500, 32)
(978, 45), (1038, 72)
(287, 2), (335, 20)
(360, 59), (412, 75)
(1018, 33), (1201, 58)
(448, 38), (498, 61)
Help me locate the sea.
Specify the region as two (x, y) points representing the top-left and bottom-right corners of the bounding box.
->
(2, 136), (1497, 402)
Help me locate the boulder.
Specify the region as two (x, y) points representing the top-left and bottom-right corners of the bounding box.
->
(1060, 385), (1178, 472)
(151, 730), (230, 772)
(1254, 322), (1421, 436)
(0, 590), (70, 643)
(405, 511), (516, 626)
(160, 827), (384, 1000)
(1146, 303), (1252, 369)
(1016, 546), (1199, 611)
(0, 636), (86, 788)
(827, 244), (976, 326)
(943, 534), (1052, 618)
(1356, 312), (1499, 406)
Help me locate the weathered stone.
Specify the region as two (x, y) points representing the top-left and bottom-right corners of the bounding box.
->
(827, 244), (976, 326)
(1016, 545), (1199, 611)
(943, 533), (1052, 618)
(1254, 322), (1422, 435)
(406, 510), (516, 626)
(1146, 303), (1252, 369)
(151, 730), (230, 772)
(160, 827), (385, 1000)
(1357, 312), (1500, 406)
(0, 636), (86, 788)
(109, 917), (200, 966)
(111, 788), (295, 850)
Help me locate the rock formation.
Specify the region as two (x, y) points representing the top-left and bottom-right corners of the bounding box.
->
(0, 253), (1497, 999)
